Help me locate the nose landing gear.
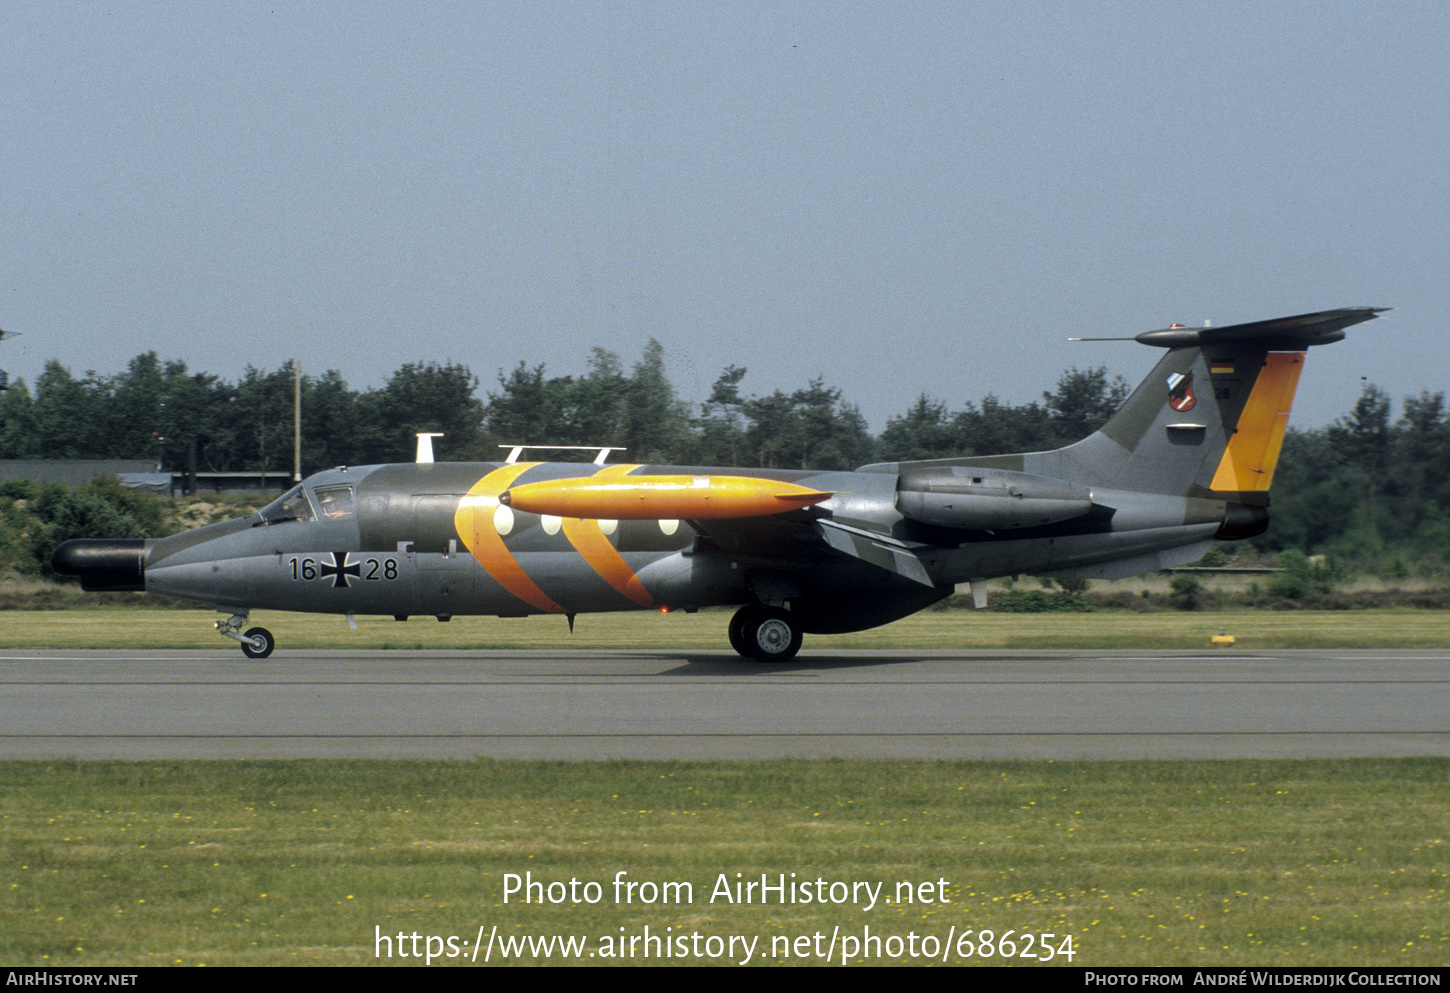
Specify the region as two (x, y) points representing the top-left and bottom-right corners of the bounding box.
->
(216, 612), (275, 659)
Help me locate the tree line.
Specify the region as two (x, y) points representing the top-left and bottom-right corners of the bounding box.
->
(0, 353), (485, 473)
(0, 342), (1445, 572)
(1263, 386), (1449, 571)
(0, 343), (1130, 472)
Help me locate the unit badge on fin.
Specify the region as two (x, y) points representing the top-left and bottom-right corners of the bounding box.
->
(1166, 371), (1196, 412)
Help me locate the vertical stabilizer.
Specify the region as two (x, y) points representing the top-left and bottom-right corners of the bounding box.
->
(1042, 309), (1384, 501)
(859, 308), (1386, 508)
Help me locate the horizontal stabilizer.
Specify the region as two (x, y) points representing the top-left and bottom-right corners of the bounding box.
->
(1133, 307), (1387, 349)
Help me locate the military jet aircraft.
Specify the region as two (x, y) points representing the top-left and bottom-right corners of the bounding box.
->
(52, 307), (1384, 661)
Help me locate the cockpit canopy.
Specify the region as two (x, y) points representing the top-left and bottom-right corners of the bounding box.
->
(259, 485), (314, 524)
(259, 484), (355, 524)
(314, 484), (355, 519)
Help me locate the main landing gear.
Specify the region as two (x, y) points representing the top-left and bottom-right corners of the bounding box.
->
(728, 604), (803, 663)
(216, 612), (275, 659)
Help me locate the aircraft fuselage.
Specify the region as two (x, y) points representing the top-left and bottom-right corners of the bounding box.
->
(49, 307), (1387, 660)
(86, 460), (1220, 624)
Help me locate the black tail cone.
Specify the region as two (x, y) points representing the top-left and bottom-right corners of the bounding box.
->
(51, 539), (147, 591)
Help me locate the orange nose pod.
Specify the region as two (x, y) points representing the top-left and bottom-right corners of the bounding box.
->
(500, 475), (833, 520)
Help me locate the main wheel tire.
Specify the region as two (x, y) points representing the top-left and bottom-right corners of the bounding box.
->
(241, 626), (275, 659)
(743, 607), (802, 663)
(728, 606), (754, 658)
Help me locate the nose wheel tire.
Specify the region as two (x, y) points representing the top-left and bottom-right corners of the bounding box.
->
(729, 605), (802, 663)
(241, 627), (275, 659)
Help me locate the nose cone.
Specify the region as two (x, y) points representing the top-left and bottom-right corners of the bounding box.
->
(50, 539), (147, 591)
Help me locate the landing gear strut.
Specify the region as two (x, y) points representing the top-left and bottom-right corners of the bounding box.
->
(728, 604), (803, 662)
(216, 612), (275, 659)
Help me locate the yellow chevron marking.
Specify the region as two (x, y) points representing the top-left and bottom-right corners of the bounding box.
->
(1211, 352), (1306, 492)
(454, 463), (565, 614)
(561, 464), (655, 607)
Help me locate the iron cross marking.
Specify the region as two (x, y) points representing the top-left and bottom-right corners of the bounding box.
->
(319, 552), (361, 588)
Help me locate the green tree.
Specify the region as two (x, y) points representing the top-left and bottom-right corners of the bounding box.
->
(1324, 384), (1392, 562)
(953, 394), (1056, 455)
(108, 352), (167, 465)
(741, 378), (874, 470)
(32, 362), (110, 458)
(0, 378), (39, 458)
(1329, 384), (1391, 469)
(692, 364), (749, 465)
(360, 362), (485, 463)
(1043, 366), (1129, 445)
(878, 394), (961, 462)
(299, 369), (361, 471)
(1389, 390), (1448, 545)
(791, 379), (874, 470)
(621, 340), (691, 463)
(232, 364), (299, 475)
(156, 360), (231, 477)
(563, 348), (628, 446)
(486, 362), (557, 447)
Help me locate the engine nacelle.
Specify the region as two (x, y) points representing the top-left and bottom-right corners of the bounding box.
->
(896, 467), (1093, 531)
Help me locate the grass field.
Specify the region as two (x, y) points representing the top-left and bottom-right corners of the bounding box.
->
(4, 605), (1450, 651)
(0, 759), (1445, 968)
(3, 608), (1445, 968)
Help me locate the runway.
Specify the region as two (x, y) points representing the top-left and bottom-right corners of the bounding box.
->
(0, 648), (1446, 760)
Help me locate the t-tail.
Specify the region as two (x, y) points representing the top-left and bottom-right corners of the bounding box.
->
(1050, 308), (1387, 512)
(863, 307), (1386, 544)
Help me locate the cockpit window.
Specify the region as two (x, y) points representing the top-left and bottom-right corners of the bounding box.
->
(314, 485), (355, 520)
(260, 485), (316, 524)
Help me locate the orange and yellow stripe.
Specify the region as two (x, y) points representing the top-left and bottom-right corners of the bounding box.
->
(454, 462), (567, 613)
(1210, 352), (1305, 492)
(454, 462), (658, 611)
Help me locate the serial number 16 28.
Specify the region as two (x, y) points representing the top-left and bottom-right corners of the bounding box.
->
(289, 555), (399, 582)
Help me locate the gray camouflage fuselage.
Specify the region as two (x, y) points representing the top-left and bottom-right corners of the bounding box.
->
(50, 307), (1385, 657)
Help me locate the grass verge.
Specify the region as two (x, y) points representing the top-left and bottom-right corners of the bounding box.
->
(1, 759), (1445, 967)
(3, 606), (1450, 651)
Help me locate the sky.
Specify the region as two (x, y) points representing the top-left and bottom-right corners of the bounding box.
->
(1, 1), (1446, 437)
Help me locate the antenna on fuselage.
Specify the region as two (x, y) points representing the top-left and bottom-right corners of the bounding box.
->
(416, 433), (444, 463)
(499, 445), (627, 465)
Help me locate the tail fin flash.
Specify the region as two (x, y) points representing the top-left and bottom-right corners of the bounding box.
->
(1208, 351), (1304, 492)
